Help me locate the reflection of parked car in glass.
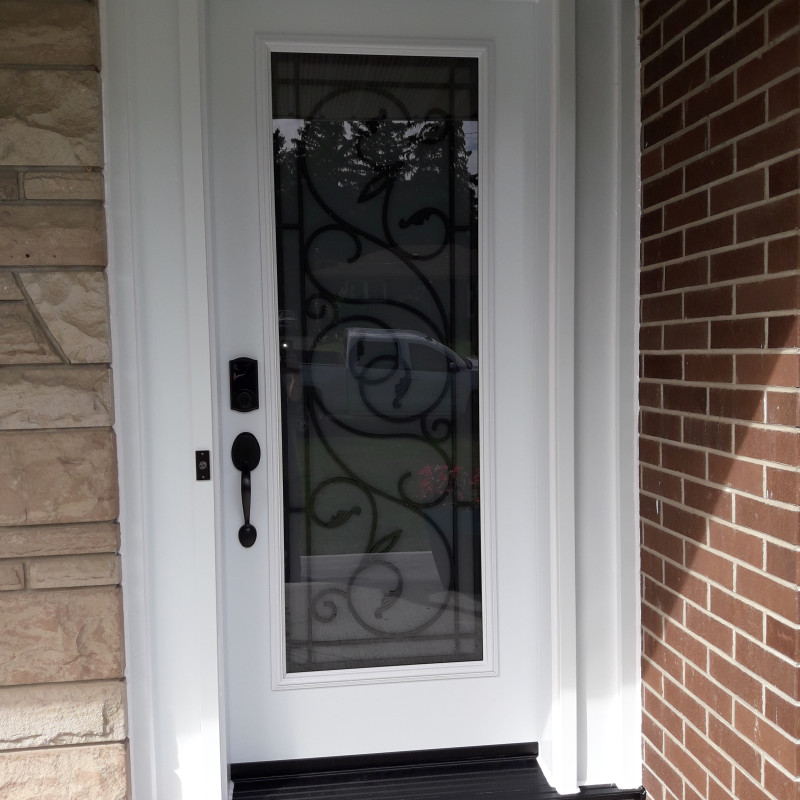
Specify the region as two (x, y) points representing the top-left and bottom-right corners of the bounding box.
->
(300, 328), (478, 422)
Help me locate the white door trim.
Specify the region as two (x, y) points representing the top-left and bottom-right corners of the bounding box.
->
(102, 0), (640, 797)
(248, 35), (500, 692)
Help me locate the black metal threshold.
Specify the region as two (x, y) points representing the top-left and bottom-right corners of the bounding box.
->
(231, 743), (646, 799)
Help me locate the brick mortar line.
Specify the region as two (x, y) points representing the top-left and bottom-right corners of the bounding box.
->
(639, 369), (800, 381)
(639, 444), (800, 471)
(641, 71), (800, 133)
(640, 33), (800, 107)
(640, 738), (688, 799)
(0, 198), (105, 207)
(641, 171), (798, 213)
(18, 552), (120, 563)
(641, 540), (800, 605)
(639, 411), (789, 431)
(643, 192), (800, 235)
(639, 345), (800, 356)
(645, 695), (795, 800)
(640, 63), (800, 127)
(0, 677), (126, 693)
(645, 723), (712, 800)
(0, 425), (116, 436)
(0, 520), (118, 529)
(639, 282), (800, 298)
(640, 711), (737, 798)
(640, 233), (798, 256)
(640, 316), (798, 327)
(642, 141), (798, 190)
(643, 668), (799, 791)
(640, 540), (767, 583)
(0, 577), (122, 593)
(0, 585), (121, 599)
(0, 64), (100, 73)
(641, 490), (800, 542)
(0, 166), (103, 173)
(641, 459), (800, 499)
(642, 587), (800, 665)
(640, 18), (792, 75)
(0, 553), (118, 562)
(653, 720), (740, 800)
(641, 639), (800, 713)
(641, 539), (798, 594)
(641, 137), (800, 184)
(1, 266), (108, 274)
(638, 0), (787, 46)
(0, 741), (127, 757)
(639, 497), (799, 552)
(639, 413), (800, 435)
(641, 638), (798, 728)
(640, 469), (800, 514)
(0, 362), (112, 371)
(641, 242), (800, 269)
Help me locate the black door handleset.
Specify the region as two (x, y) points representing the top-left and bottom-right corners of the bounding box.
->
(231, 432), (260, 548)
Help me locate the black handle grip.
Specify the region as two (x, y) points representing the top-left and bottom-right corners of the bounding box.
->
(231, 432), (261, 547)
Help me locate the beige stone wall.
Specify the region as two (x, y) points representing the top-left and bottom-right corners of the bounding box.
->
(0, 2), (128, 798)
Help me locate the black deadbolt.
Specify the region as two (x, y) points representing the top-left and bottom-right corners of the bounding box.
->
(229, 357), (259, 412)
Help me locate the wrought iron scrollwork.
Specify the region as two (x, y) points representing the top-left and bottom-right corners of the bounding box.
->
(273, 52), (481, 672)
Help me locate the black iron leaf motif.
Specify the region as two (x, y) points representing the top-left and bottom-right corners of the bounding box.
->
(370, 529), (402, 554)
(393, 370), (411, 408)
(375, 586), (401, 619)
(325, 506), (362, 527)
(399, 208), (436, 228)
(357, 171), (392, 203)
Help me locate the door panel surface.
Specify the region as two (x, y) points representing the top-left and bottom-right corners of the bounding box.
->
(209, 0), (547, 765)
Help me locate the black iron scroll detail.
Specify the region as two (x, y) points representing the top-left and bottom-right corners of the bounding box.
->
(274, 57), (481, 669)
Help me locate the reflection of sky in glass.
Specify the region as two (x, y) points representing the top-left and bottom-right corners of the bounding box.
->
(274, 118), (479, 176)
(463, 120), (478, 175)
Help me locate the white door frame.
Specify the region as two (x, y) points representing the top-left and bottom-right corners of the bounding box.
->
(102, 0), (640, 798)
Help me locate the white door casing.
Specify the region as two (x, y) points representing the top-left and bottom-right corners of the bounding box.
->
(209, 0), (547, 765)
(103, 0), (640, 796)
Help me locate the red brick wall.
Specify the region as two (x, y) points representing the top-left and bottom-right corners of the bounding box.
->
(639, 1), (799, 799)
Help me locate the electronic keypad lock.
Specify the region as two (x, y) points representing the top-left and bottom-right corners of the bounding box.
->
(229, 357), (259, 412)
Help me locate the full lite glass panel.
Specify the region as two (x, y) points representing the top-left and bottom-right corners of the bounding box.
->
(272, 52), (481, 672)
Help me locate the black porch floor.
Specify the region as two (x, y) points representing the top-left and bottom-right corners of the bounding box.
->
(231, 744), (646, 800)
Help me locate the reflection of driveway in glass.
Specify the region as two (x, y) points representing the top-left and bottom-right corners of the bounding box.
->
(301, 327), (478, 423)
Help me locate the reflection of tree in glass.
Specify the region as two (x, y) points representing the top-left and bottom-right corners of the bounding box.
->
(273, 117), (477, 234)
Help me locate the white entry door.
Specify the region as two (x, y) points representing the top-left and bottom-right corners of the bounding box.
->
(208, 0), (551, 766)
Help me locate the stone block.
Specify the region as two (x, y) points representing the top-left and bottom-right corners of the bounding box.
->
(0, 523), (119, 559)
(28, 553), (120, 589)
(0, 562), (24, 591)
(0, 70), (102, 167)
(0, 1), (100, 67)
(0, 366), (112, 429)
(24, 170), (104, 201)
(0, 171), (18, 200)
(19, 271), (110, 363)
(0, 744), (127, 800)
(0, 206), (106, 266)
(0, 274), (23, 300)
(0, 587), (124, 685)
(0, 302), (60, 364)
(0, 681), (126, 749)
(0, 429), (118, 526)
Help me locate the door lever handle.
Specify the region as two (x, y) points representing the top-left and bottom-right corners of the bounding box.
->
(231, 432), (261, 547)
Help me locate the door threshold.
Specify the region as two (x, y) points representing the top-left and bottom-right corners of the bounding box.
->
(231, 744), (646, 799)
